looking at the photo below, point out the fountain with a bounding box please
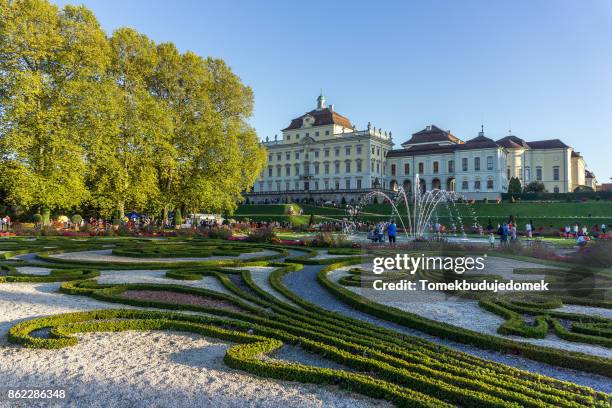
[347,173,482,242]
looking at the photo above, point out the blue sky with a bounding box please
[53,0,612,181]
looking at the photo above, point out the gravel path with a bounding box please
[283,263,612,393]
[48,249,280,263]
[332,263,612,359]
[0,281,389,408]
[229,266,299,307]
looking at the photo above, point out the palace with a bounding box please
[248,93,594,203]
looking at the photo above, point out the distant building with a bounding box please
[247,93,594,203]
[585,170,598,190]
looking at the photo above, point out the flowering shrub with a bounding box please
[246,226,276,243]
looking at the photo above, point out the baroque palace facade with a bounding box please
[248,94,592,203]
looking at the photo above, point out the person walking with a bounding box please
[387,220,397,246]
[525,221,532,238]
[488,232,495,248]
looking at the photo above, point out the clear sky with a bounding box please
[52,0,612,181]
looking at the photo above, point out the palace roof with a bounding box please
[282,108,354,131]
[496,135,529,148]
[400,125,463,147]
[527,139,569,149]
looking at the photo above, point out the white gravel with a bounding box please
[230,266,299,307]
[15,266,52,276]
[308,250,353,260]
[331,260,612,359]
[48,249,280,263]
[0,281,388,408]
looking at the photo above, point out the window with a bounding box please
[276,166,281,177]
[345,147,351,155]
[324,163,330,174]
[314,150,319,158]
[268,166,272,177]
[296,133,300,139]
[324,149,329,157]
[474,157,480,171]
[294,164,300,176]
[335,148,340,157]
[314,163,320,175]
[345,179,350,189]
[377,147,380,155]
[404,163,410,175]
[345,161,351,172]
[553,186,559,193]
[305,133,309,137]
[536,166,542,181]
[448,160,454,173]
[356,179,362,189]
[517,167,522,180]
[391,164,396,176]
[295,152,299,160]
[418,162,424,173]
[335,180,340,190]
[285,182,289,191]
[487,179,494,189]
[325,130,330,135]
[433,161,439,173]
[462,180,468,190]
[286,135,291,141]
[285,165,290,176]
[259,182,264,191]
[276,181,280,191]
[474,180,481,190]
[507,168,511,179]
[462,158,468,171]
[315,131,319,137]
[335,162,340,173]
[525,166,530,181]
[356,146,362,154]
[486,156,493,171]
[356,160,362,172]
[268,155,272,162]
[371,147,375,154]
[294,181,299,190]
[553,166,560,181]
[276,153,281,161]
[286,152,290,160]
[324,180,329,189]
[376,163,380,172]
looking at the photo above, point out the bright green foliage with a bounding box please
[174,208,183,226]
[0,0,266,217]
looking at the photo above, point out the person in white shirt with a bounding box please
[525,222,532,238]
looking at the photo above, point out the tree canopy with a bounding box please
[0,0,266,218]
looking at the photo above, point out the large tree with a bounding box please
[0,0,109,212]
[0,0,266,219]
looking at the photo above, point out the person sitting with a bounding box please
[576,234,587,249]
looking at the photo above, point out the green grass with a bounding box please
[234,202,612,228]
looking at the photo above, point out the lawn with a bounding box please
[234,201,612,229]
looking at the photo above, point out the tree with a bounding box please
[0,0,109,212]
[524,181,546,193]
[1,0,266,220]
[508,177,522,194]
